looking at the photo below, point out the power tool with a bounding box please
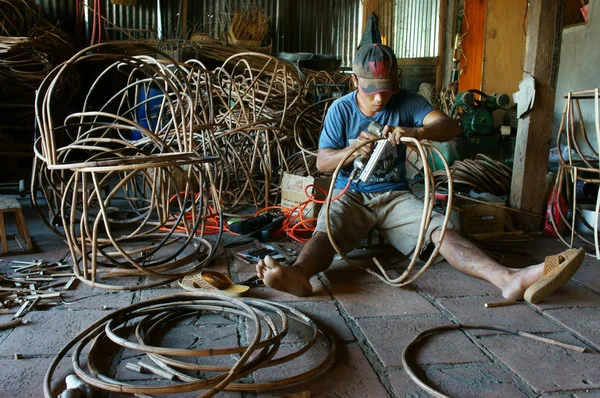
[351,121,391,183]
[228,213,285,237]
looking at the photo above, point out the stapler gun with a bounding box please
[351,121,391,183]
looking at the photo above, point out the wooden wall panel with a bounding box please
[482,0,527,123]
[458,0,487,92]
[362,0,395,46]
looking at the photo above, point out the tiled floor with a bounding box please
[1,198,599,397]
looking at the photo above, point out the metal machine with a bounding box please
[450,90,510,136]
[428,89,513,171]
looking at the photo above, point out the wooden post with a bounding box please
[458,0,487,92]
[436,0,448,91]
[509,0,564,231]
[361,0,394,46]
[182,0,187,41]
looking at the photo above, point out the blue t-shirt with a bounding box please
[319,89,435,192]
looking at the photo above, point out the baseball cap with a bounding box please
[353,43,399,94]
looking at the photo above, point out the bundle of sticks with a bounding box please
[431,81,458,116]
[0,0,74,102]
[228,8,270,44]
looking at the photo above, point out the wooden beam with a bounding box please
[482,0,527,126]
[182,0,187,41]
[458,0,487,92]
[397,57,438,66]
[509,0,564,231]
[436,0,448,91]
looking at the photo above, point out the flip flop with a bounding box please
[524,248,585,304]
[178,271,250,296]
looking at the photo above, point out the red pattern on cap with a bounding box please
[368,61,390,78]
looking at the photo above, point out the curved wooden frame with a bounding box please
[549,89,600,258]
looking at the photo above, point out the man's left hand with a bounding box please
[383,125,422,146]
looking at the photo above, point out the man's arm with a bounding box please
[384,109,460,146]
[316,132,376,174]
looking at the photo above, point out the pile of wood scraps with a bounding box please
[0,259,77,330]
[467,231,539,263]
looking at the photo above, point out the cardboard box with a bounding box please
[459,204,505,235]
[280,173,333,219]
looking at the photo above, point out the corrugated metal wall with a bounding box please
[33,0,439,65]
[34,0,362,66]
[394,0,440,58]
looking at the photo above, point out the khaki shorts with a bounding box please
[314,189,452,257]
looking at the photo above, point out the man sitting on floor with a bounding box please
[256,43,584,303]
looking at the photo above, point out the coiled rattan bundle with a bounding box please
[44,294,336,397]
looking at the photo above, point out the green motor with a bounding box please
[452,90,510,136]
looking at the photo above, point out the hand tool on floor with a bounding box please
[227,213,287,243]
[266,242,296,265]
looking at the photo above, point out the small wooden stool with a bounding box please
[0,197,33,255]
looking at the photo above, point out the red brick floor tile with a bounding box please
[332,284,439,318]
[413,263,500,298]
[478,332,600,393]
[256,343,390,397]
[0,309,106,356]
[529,281,600,310]
[358,317,489,367]
[0,355,81,398]
[574,392,600,398]
[386,370,429,397]
[539,395,578,398]
[389,363,530,398]
[438,297,563,336]
[545,307,600,350]
[574,260,600,293]
[286,301,355,342]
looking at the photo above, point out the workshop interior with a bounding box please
[0,0,599,397]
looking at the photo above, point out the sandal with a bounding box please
[524,248,585,304]
[178,271,249,296]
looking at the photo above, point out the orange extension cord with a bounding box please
[160,178,352,244]
[249,177,352,243]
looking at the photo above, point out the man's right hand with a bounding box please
[356,131,377,158]
[316,132,378,173]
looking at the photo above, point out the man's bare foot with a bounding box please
[501,262,544,300]
[256,255,313,297]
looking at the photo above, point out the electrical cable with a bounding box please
[238,177,353,244]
